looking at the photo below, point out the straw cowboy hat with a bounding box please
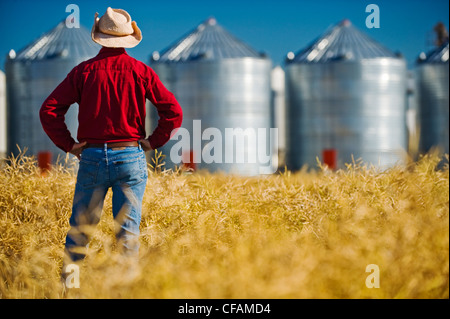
[91,7,142,48]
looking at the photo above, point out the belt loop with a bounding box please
[104,143,108,164]
[138,140,142,150]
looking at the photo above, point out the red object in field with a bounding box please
[38,151,52,175]
[322,149,337,170]
[182,151,196,171]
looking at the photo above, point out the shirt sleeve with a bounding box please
[145,68,183,150]
[39,67,80,153]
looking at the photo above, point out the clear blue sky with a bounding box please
[0,0,448,70]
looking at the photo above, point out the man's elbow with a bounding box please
[167,105,183,139]
[39,103,48,125]
[175,107,183,129]
[170,103,183,129]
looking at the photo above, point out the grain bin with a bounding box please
[5,20,99,159]
[150,18,273,175]
[271,66,286,169]
[416,40,449,155]
[0,70,6,158]
[285,20,408,171]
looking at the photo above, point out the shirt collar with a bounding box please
[97,47,127,57]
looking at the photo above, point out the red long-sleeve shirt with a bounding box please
[40,47,182,152]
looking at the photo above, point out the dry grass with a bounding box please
[0,150,448,299]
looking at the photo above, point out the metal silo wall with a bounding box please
[5,60,29,156]
[286,58,407,170]
[271,66,286,169]
[6,58,81,159]
[0,70,6,158]
[151,58,272,175]
[416,63,449,155]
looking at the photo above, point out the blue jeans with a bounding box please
[65,143,148,262]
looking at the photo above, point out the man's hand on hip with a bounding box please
[139,139,152,152]
[70,141,87,160]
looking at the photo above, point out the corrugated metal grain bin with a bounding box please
[5,21,99,159]
[0,70,6,158]
[271,66,286,169]
[416,40,449,155]
[285,20,408,170]
[149,18,273,175]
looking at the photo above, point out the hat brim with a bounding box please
[91,19,142,48]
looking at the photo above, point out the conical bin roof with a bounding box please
[287,19,399,64]
[154,17,264,63]
[418,40,449,64]
[11,20,99,62]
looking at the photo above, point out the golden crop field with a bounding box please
[0,151,448,299]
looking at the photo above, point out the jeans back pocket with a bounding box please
[113,154,147,186]
[77,158,100,188]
